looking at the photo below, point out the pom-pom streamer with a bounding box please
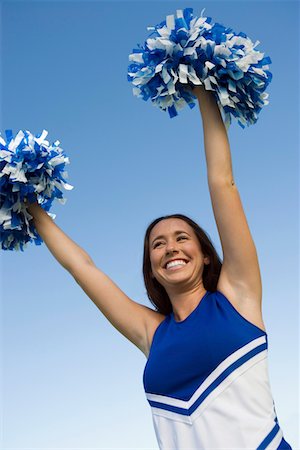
[0,129,73,251]
[128,8,272,128]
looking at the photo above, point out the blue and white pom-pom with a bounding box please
[128,7,272,128]
[0,129,73,251]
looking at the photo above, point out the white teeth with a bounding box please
[166,259,187,269]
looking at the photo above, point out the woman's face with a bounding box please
[149,218,210,292]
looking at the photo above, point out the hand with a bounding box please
[184,84,203,94]
[192,85,206,96]
[24,193,38,211]
[184,84,207,100]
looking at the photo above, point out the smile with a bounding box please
[165,259,189,270]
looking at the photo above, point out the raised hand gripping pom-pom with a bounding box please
[0,129,73,251]
[128,7,272,128]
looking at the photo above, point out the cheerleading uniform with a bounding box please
[143,290,292,449]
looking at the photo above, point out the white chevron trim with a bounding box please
[146,335,267,412]
[151,406,193,424]
[191,350,268,423]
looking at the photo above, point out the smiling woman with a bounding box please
[21,73,293,450]
[2,1,297,448]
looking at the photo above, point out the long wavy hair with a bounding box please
[143,214,223,315]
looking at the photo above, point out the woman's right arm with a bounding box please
[27,202,165,357]
[27,201,92,271]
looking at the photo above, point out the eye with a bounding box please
[178,235,188,241]
[153,241,163,249]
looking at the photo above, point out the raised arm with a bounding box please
[26,202,165,356]
[194,86,263,315]
[195,85,234,185]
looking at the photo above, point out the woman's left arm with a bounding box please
[195,86,262,300]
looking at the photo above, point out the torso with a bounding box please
[144,282,266,358]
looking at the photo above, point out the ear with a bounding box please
[204,256,210,265]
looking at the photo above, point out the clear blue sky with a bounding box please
[1,1,299,449]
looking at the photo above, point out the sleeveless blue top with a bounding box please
[143,290,292,449]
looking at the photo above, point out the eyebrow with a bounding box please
[151,230,191,246]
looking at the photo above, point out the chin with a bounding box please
[164,274,191,286]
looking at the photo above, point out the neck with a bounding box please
[167,281,207,322]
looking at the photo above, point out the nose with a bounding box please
[165,240,179,255]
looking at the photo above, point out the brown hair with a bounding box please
[143,213,222,315]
